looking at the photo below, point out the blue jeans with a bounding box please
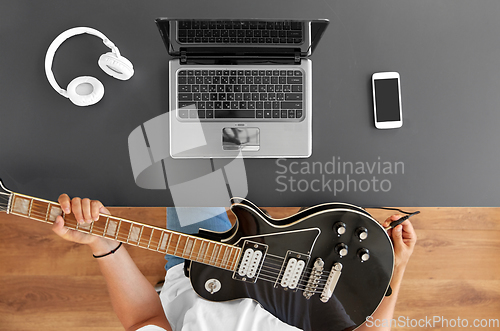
[164,207,232,271]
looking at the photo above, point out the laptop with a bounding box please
[155,18,329,158]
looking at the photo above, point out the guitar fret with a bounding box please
[226,246,234,269]
[221,245,228,267]
[156,231,164,252]
[29,200,50,222]
[197,241,207,263]
[188,238,194,258]
[166,231,174,253]
[137,225,149,247]
[191,238,197,257]
[182,238,189,257]
[138,226,144,246]
[126,221,133,243]
[234,248,241,270]
[230,247,241,271]
[89,220,94,234]
[228,248,235,270]
[227,247,233,269]
[48,204,62,223]
[184,238,194,258]
[131,224,140,244]
[158,231,169,252]
[209,243,216,265]
[125,222,138,245]
[28,198,33,217]
[211,244,219,265]
[221,246,230,268]
[191,238,203,259]
[217,244,225,268]
[44,203,51,222]
[174,234,182,256]
[115,220,122,240]
[206,242,213,264]
[147,228,154,248]
[103,217,110,238]
[218,246,225,267]
[226,247,235,270]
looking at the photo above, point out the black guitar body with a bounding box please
[186,198,394,331]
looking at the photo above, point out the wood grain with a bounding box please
[1,206,499,331]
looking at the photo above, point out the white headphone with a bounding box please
[44,27,134,106]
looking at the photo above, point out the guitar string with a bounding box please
[1,202,333,289]
[0,203,330,294]
[259,266,326,289]
[257,274,326,294]
[28,210,246,269]
[1,199,332,290]
[259,260,329,284]
[2,198,333,282]
[259,259,329,285]
[11,215,330,293]
[6,205,281,274]
[4,220,328,293]
[257,269,327,292]
[20,209,250,272]
[12,203,331,279]
[261,255,330,281]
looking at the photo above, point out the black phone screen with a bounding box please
[374,78,401,122]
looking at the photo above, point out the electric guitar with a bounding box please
[0,180,394,331]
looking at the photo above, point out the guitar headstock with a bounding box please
[0,179,13,213]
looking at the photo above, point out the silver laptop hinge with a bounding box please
[294,52,301,64]
[181,51,187,64]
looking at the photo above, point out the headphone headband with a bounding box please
[44,27,121,98]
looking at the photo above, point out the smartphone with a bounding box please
[372,72,403,129]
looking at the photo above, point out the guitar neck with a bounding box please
[7,192,241,271]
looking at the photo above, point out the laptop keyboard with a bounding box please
[177,69,304,121]
[177,20,303,44]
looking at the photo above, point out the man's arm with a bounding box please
[52,194,172,331]
[355,215,417,331]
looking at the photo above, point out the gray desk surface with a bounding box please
[1,0,499,208]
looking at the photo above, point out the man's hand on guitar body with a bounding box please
[356,214,417,331]
[382,214,417,270]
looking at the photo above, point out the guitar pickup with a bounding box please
[277,250,309,291]
[233,240,268,283]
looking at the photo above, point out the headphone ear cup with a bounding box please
[98,52,134,80]
[66,76,104,106]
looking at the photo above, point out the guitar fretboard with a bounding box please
[9,193,241,271]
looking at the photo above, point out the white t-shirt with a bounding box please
[137,264,301,331]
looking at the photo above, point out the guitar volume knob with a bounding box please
[356,227,368,241]
[333,222,346,236]
[335,243,348,257]
[357,248,370,262]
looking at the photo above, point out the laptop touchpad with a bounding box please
[222,127,260,151]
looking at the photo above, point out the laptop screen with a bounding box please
[155,18,329,59]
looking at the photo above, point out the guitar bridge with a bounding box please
[233,240,268,283]
[303,258,324,299]
[320,262,343,303]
